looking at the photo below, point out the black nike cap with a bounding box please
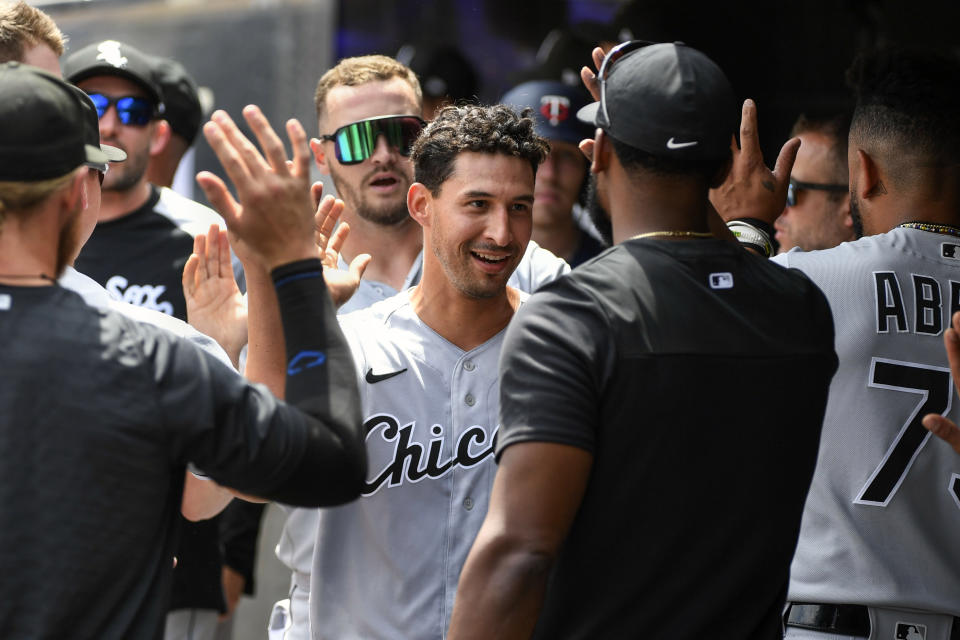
[0,62,111,181]
[577,42,737,162]
[63,39,164,108]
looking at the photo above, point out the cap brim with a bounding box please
[577,102,600,126]
[100,143,126,162]
[84,143,109,165]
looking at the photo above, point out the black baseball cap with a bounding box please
[0,62,110,181]
[63,39,164,108]
[151,55,202,144]
[500,80,592,146]
[577,42,737,162]
[66,83,127,166]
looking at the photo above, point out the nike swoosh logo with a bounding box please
[365,367,407,384]
[666,137,699,149]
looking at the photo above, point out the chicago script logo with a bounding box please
[361,413,497,496]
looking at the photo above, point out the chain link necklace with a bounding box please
[897,222,960,238]
[630,230,714,240]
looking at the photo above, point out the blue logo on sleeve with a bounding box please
[287,350,327,375]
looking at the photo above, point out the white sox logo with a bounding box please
[539,95,570,126]
[106,275,174,315]
[96,40,128,68]
[362,413,497,496]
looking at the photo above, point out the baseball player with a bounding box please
[500,79,605,266]
[264,54,569,640]
[448,42,837,639]
[241,103,549,639]
[0,63,365,640]
[774,48,960,639]
[63,40,232,319]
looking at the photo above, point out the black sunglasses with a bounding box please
[787,178,848,207]
[596,40,656,130]
[87,93,157,126]
[320,114,426,165]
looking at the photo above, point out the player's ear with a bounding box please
[407,182,431,229]
[310,137,330,174]
[839,192,853,229]
[591,129,610,174]
[149,119,172,157]
[61,167,87,217]
[855,149,883,200]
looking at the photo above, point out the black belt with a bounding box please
[786,603,960,639]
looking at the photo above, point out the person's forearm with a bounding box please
[449,531,553,640]
[264,258,365,506]
[243,262,287,397]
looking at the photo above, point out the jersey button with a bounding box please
[464,393,475,406]
[463,497,474,510]
[463,360,476,371]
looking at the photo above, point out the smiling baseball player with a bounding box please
[241,103,549,639]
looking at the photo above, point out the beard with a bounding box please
[585,174,613,246]
[101,139,149,193]
[850,191,865,239]
[328,163,411,227]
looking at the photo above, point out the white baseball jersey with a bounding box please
[309,288,524,639]
[59,266,233,368]
[273,240,570,589]
[774,227,960,614]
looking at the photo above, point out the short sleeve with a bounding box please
[496,279,613,458]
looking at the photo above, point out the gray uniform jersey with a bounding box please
[775,227,960,614]
[309,289,524,639]
[274,240,570,587]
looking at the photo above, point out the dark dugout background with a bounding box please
[44,0,960,205]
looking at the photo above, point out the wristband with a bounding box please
[730,217,779,255]
[727,220,774,258]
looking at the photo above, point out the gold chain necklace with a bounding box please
[630,230,714,240]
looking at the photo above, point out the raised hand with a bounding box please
[923,311,960,454]
[709,99,800,224]
[196,106,317,270]
[183,224,248,368]
[310,182,370,308]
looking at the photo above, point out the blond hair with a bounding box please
[0,168,81,227]
[0,1,65,62]
[314,54,422,123]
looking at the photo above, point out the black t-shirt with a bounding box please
[75,186,197,321]
[0,268,363,639]
[497,238,838,639]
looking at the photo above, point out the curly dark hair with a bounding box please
[411,104,549,195]
[847,46,960,166]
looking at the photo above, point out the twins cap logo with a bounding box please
[895,622,926,639]
[96,40,128,69]
[539,95,570,126]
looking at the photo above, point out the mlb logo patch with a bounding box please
[0,293,10,311]
[895,622,926,639]
[941,243,960,259]
[709,272,734,290]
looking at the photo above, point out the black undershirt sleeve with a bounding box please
[264,258,366,505]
